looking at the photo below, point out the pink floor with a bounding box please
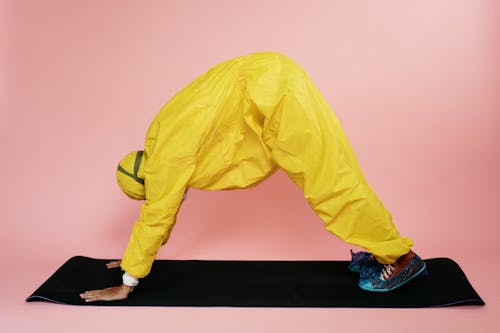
[2,0,499,332]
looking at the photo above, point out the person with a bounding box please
[80,52,426,302]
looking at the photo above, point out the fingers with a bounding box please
[79,285,130,302]
[80,288,113,302]
[106,260,122,269]
[80,289,104,302]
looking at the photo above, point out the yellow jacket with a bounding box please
[121,53,288,277]
[120,52,413,278]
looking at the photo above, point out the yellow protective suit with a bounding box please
[119,52,413,278]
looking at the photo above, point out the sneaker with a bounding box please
[358,251,427,292]
[348,250,376,273]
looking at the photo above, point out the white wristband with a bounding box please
[122,272,139,287]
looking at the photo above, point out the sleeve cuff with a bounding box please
[122,272,139,287]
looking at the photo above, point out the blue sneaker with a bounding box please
[359,251,427,292]
[348,250,376,273]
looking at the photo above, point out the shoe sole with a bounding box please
[359,261,428,293]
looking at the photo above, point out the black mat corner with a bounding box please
[26,256,485,308]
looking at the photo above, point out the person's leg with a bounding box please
[242,52,426,291]
[258,56,412,263]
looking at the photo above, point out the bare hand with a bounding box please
[106,260,122,269]
[80,284,132,302]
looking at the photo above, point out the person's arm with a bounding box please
[103,193,187,268]
[120,184,190,278]
[121,119,196,278]
[80,61,217,301]
[80,119,198,302]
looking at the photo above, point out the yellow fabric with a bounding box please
[116,151,145,200]
[120,52,413,278]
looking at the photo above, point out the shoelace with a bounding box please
[380,263,396,281]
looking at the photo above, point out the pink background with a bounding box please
[2,0,499,331]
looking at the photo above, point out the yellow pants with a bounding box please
[239,53,413,263]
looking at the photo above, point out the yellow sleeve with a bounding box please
[120,119,198,278]
[119,56,233,278]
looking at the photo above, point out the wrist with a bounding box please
[121,284,134,291]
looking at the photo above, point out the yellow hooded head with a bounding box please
[116,150,145,200]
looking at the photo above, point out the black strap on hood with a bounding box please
[117,151,145,185]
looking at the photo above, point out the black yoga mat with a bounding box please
[26,256,484,308]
